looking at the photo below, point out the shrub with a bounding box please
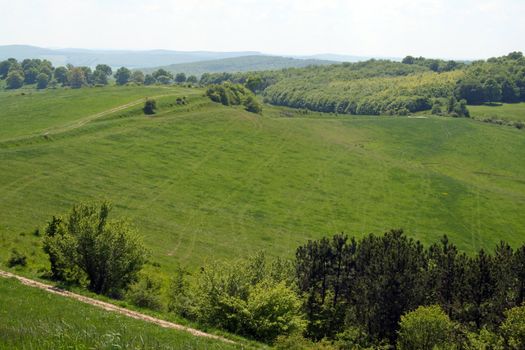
[500,305,525,349]
[7,248,27,267]
[127,274,163,311]
[397,305,456,350]
[42,202,147,296]
[143,99,157,115]
[192,252,300,342]
[246,281,305,342]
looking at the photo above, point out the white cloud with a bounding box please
[0,0,523,58]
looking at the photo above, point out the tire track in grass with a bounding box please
[0,270,236,344]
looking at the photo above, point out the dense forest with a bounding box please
[200,52,525,116]
[16,202,525,349]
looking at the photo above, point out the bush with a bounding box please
[500,305,525,349]
[397,305,456,350]
[143,99,157,115]
[127,274,163,311]
[7,248,27,267]
[42,202,147,296]
[191,252,300,342]
[167,267,195,318]
[246,281,305,342]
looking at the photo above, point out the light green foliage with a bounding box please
[206,82,262,113]
[0,278,241,349]
[42,202,147,296]
[465,328,503,350]
[246,281,305,342]
[500,305,525,349]
[189,253,303,342]
[397,305,456,350]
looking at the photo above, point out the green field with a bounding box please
[0,277,241,350]
[469,102,525,123]
[1,86,525,276]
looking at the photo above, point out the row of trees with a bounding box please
[0,58,198,90]
[295,230,525,346]
[32,203,525,347]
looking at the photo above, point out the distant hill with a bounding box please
[0,45,260,68]
[297,53,401,62]
[141,55,335,76]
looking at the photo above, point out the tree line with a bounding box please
[197,52,525,117]
[0,58,198,89]
[5,202,521,348]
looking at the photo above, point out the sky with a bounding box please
[1,0,524,59]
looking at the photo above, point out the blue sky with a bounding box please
[1,0,524,59]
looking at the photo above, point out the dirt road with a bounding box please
[0,270,235,344]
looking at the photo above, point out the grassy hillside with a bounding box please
[0,277,241,349]
[469,102,525,123]
[0,85,198,141]
[1,86,524,276]
[141,55,334,76]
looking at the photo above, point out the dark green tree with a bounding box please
[175,72,186,83]
[54,66,69,85]
[36,73,50,89]
[114,67,131,85]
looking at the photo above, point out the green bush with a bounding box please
[42,202,147,297]
[190,252,300,342]
[143,99,157,115]
[500,305,525,349]
[127,274,163,311]
[7,248,27,267]
[397,305,456,350]
[206,82,263,113]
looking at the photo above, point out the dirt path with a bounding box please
[0,92,182,145]
[0,270,235,345]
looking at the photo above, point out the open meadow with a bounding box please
[469,102,525,123]
[1,86,524,276]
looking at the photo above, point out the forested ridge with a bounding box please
[200,52,525,116]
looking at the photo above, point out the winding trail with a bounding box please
[0,92,182,145]
[0,270,235,345]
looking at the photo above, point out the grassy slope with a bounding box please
[0,87,524,275]
[469,102,525,122]
[0,85,195,140]
[0,277,241,350]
